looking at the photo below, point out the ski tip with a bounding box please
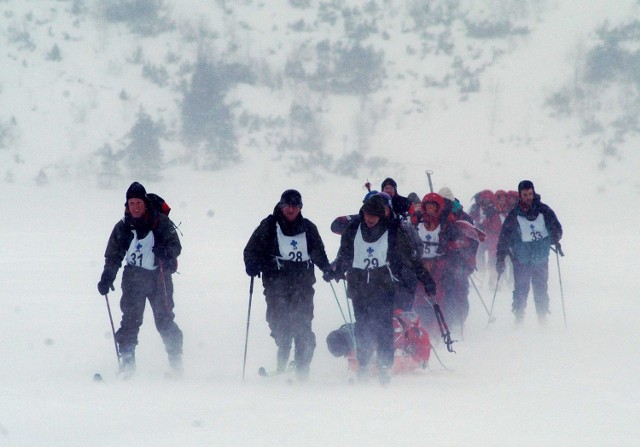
[258,367,267,377]
[93,373,104,382]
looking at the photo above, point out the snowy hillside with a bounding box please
[1,1,640,446]
[1,0,639,192]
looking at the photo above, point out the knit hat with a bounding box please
[361,195,386,218]
[280,189,303,208]
[362,190,380,203]
[380,177,397,192]
[438,187,455,202]
[407,192,421,205]
[377,192,393,209]
[126,182,148,201]
[518,180,535,193]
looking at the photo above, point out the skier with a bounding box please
[380,177,411,217]
[412,192,458,336]
[437,187,479,331]
[243,189,332,381]
[471,190,502,284]
[97,182,183,377]
[496,180,563,324]
[332,195,436,385]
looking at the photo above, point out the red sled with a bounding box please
[326,311,431,375]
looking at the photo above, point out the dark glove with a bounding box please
[496,259,505,275]
[97,271,115,296]
[245,261,261,277]
[322,269,335,282]
[152,245,170,260]
[553,241,564,257]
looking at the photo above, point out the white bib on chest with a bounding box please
[276,223,310,262]
[126,230,157,270]
[418,224,442,259]
[352,227,389,270]
[517,214,549,242]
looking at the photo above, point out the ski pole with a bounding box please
[551,244,567,328]
[419,293,456,353]
[469,275,494,321]
[425,170,434,193]
[329,281,349,325]
[242,276,255,381]
[330,281,356,348]
[487,272,501,326]
[343,281,356,346]
[343,281,354,326]
[159,260,172,316]
[104,294,120,367]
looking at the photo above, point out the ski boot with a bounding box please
[118,351,136,380]
[378,365,391,387]
[168,353,184,379]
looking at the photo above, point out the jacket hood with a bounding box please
[421,193,445,219]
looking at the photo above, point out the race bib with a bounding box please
[517,214,549,242]
[126,230,157,270]
[276,223,310,262]
[418,224,442,259]
[352,227,389,270]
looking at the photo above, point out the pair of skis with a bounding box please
[258,361,295,378]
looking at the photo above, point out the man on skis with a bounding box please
[243,189,333,382]
[332,195,436,385]
[97,182,183,377]
[496,180,563,324]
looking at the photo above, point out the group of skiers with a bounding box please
[97,178,562,385]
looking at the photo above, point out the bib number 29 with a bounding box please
[363,258,379,269]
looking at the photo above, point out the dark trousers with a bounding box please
[115,265,183,356]
[351,288,395,369]
[512,260,549,317]
[264,283,316,369]
[443,264,471,327]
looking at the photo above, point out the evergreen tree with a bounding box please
[125,108,164,181]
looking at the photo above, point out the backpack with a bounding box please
[147,192,179,273]
[147,193,171,216]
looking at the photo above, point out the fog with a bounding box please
[1,1,639,446]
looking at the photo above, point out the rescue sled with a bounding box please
[326,310,431,374]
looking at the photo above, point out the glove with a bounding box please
[245,261,261,277]
[152,245,170,260]
[322,269,335,282]
[496,259,505,275]
[97,272,115,296]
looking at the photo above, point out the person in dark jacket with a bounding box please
[243,189,332,381]
[381,177,411,217]
[97,182,183,377]
[496,180,563,324]
[438,187,479,332]
[333,195,436,385]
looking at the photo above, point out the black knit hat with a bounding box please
[517,180,535,193]
[126,182,148,201]
[381,177,397,192]
[280,189,303,208]
[361,195,386,218]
